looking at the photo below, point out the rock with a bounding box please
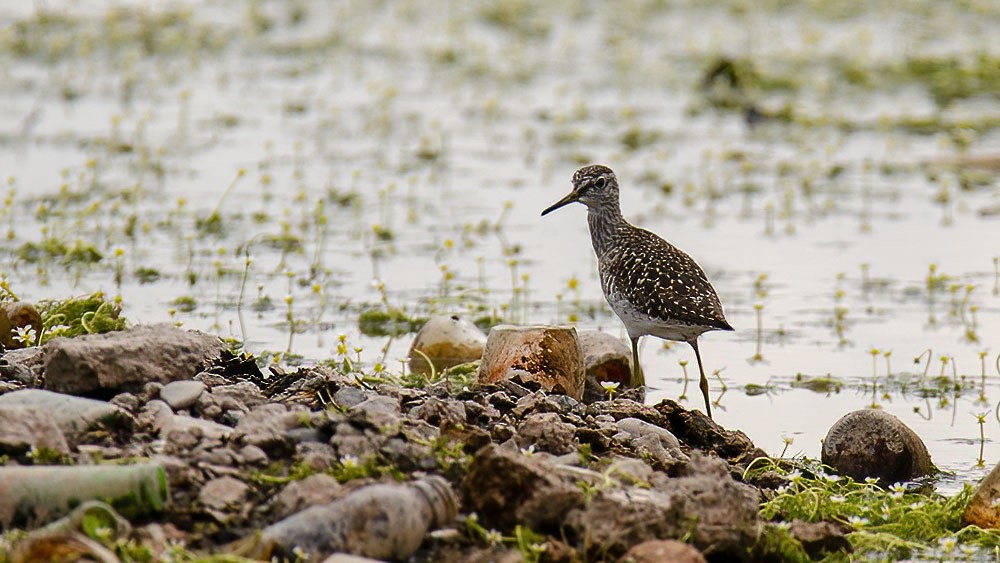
[43,324,226,395]
[212,381,267,409]
[322,555,384,563]
[566,454,759,560]
[615,417,689,467]
[0,405,70,456]
[962,459,1000,528]
[273,474,345,519]
[233,403,296,455]
[821,409,934,485]
[477,325,585,401]
[163,413,234,440]
[578,331,633,403]
[239,444,269,466]
[651,399,767,466]
[160,380,205,410]
[412,397,466,428]
[517,413,577,455]
[788,520,853,558]
[619,540,706,563]
[462,443,584,531]
[0,389,132,444]
[0,346,43,385]
[350,396,401,430]
[408,315,487,374]
[198,476,249,511]
[0,302,42,349]
[334,387,369,409]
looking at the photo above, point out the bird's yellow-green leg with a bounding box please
[630,336,645,388]
[690,339,713,419]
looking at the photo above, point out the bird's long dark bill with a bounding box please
[541,191,579,216]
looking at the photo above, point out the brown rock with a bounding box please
[962,459,1000,528]
[821,409,934,485]
[516,412,576,455]
[788,520,853,558]
[619,540,706,563]
[0,302,42,349]
[43,324,226,395]
[198,476,249,511]
[461,443,584,531]
[408,315,486,374]
[477,325,584,401]
[578,330,632,403]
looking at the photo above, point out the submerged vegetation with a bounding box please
[749,458,1000,561]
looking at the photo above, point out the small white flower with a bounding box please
[829,494,846,503]
[485,530,504,546]
[11,325,36,346]
[340,454,359,468]
[600,381,620,391]
[847,516,869,526]
[520,444,536,456]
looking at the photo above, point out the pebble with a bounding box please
[160,380,206,410]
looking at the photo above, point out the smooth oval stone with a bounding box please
[160,380,206,410]
[821,409,934,485]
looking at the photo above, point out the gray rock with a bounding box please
[821,409,934,485]
[0,404,70,455]
[349,396,401,430]
[163,413,234,440]
[198,476,249,510]
[412,397,466,427]
[0,346,43,385]
[333,386,369,409]
[615,417,689,466]
[160,380,205,410]
[110,392,142,412]
[212,381,266,410]
[0,389,132,444]
[233,403,296,454]
[517,412,577,455]
[273,473,345,518]
[42,324,226,395]
[239,444,269,465]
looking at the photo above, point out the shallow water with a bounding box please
[1,0,999,492]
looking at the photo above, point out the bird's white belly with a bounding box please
[606,294,704,342]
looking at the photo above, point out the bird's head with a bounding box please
[541,164,618,216]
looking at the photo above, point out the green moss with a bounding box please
[36,291,126,343]
[170,295,197,312]
[358,308,427,337]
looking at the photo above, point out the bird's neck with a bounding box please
[587,203,626,257]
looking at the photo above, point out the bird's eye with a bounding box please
[594,177,607,189]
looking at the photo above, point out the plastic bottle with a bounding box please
[255,475,457,561]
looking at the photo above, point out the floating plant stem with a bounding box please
[751,303,764,362]
[869,348,880,408]
[914,349,932,386]
[236,253,252,345]
[679,359,689,401]
[975,412,987,467]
